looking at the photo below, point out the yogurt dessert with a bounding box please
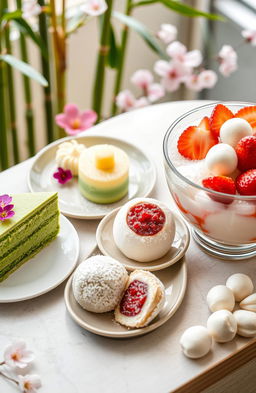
[165,103,256,246]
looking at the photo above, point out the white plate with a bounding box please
[28,135,156,220]
[0,215,79,303]
[96,208,190,271]
[64,247,187,338]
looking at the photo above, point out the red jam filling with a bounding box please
[120,280,148,317]
[126,202,166,236]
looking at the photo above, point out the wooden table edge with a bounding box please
[171,338,256,393]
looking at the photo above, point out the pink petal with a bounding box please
[161,75,181,92]
[147,83,165,102]
[64,127,82,136]
[166,41,187,59]
[130,69,154,89]
[154,60,171,77]
[80,110,97,128]
[184,50,202,67]
[64,103,80,120]
[55,114,69,129]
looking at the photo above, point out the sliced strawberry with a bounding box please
[177,116,218,160]
[202,176,236,204]
[210,104,234,137]
[235,135,256,171]
[236,169,256,196]
[235,106,256,133]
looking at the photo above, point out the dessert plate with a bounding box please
[96,208,190,271]
[28,135,156,219]
[64,247,187,338]
[0,215,79,303]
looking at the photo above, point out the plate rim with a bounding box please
[27,134,157,220]
[96,207,190,271]
[64,257,187,338]
[0,214,80,303]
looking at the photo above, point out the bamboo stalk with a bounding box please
[16,0,36,157]
[0,3,9,170]
[4,1,20,164]
[111,0,132,116]
[38,0,55,143]
[92,0,114,122]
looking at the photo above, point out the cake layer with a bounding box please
[0,214,59,281]
[0,198,58,259]
[79,178,128,204]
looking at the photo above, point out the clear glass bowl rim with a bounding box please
[163,101,256,201]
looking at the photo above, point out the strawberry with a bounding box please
[202,176,236,204]
[235,106,256,133]
[235,135,256,171]
[236,169,256,196]
[177,116,218,160]
[210,104,233,137]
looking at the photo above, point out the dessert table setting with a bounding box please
[0,100,256,393]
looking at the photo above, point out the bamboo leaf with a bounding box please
[0,54,48,86]
[113,11,167,58]
[0,9,22,23]
[107,24,120,69]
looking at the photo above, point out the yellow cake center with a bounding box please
[95,147,115,170]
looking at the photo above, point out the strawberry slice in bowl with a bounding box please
[177,116,218,160]
[202,176,236,204]
[236,169,256,196]
[235,106,256,133]
[210,104,234,138]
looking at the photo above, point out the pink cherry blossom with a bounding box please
[130,69,153,90]
[134,97,149,108]
[55,104,97,136]
[166,41,202,68]
[80,0,107,16]
[147,83,165,102]
[18,374,41,393]
[154,60,191,92]
[116,90,136,111]
[4,341,34,369]
[184,74,203,91]
[22,0,41,19]
[157,24,177,44]
[198,70,218,89]
[218,45,238,77]
[242,29,256,46]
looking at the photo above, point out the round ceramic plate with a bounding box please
[0,215,79,303]
[96,208,190,271]
[64,248,187,338]
[28,135,156,219]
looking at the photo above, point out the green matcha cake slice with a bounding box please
[0,192,60,282]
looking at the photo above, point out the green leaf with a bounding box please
[113,11,167,58]
[0,54,48,87]
[107,24,120,69]
[0,10,22,23]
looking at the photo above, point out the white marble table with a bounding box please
[0,101,255,393]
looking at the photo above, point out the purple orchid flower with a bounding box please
[0,194,12,208]
[53,167,73,185]
[0,205,15,221]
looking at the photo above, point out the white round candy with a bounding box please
[233,310,256,337]
[205,143,238,176]
[207,285,235,312]
[226,273,254,302]
[207,310,237,343]
[220,118,253,148]
[239,293,256,312]
[180,326,212,359]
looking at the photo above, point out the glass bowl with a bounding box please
[163,102,256,260]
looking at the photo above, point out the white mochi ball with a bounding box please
[207,310,237,343]
[207,285,235,312]
[226,273,254,302]
[220,118,253,148]
[233,310,256,337]
[205,143,238,176]
[180,326,212,359]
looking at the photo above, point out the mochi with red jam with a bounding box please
[113,198,176,262]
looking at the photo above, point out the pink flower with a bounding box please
[184,74,203,91]
[154,60,190,92]
[53,167,73,184]
[116,90,136,111]
[242,29,256,46]
[0,205,15,221]
[134,97,149,108]
[147,83,165,102]
[80,0,107,16]
[0,194,12,208]
[198,70,218,89]
[55,104,97,136]
[218,45,238,77]
[157,24,177,44]
[18,374,41,393]
[166,41,202,68]
[22,0,41,19]
[4,341,34,369]
[130,69,153,90]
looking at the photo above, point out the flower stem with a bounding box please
[0,3,9,170]
[0,371,19,386]
[38,0,55,143]
[4,5,20,164]
[92,0,114,122]
[111,0,133,116]
[16,0,36,157]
